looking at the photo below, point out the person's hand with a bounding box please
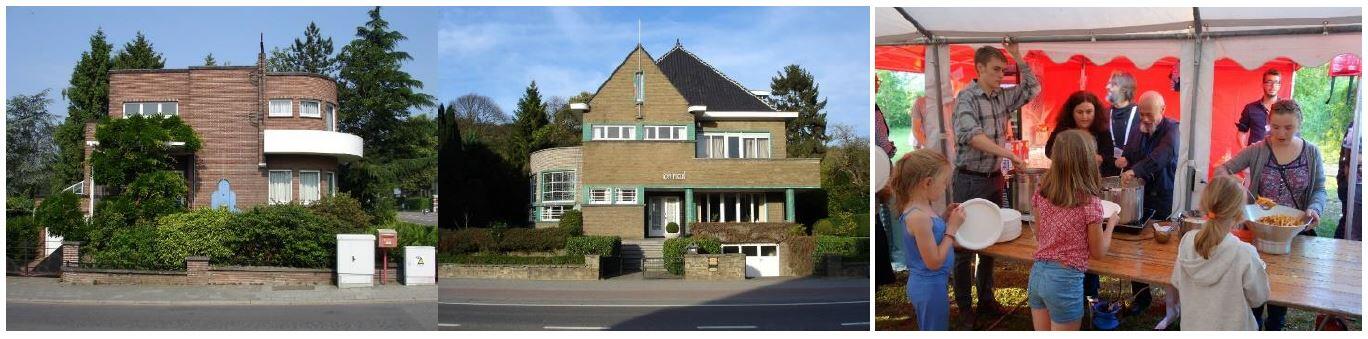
[1104,213,1119,231]
[1003,38,1022,60]
[946,205,966,233]
[1009,154,1027,170]
[942,203,960,220]
[1121,170,1136,184]
[1115,157,1129,169]
[1305,209,1321,232]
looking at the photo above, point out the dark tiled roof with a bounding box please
[656,45,776,112]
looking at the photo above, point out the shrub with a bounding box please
[566,236,620,257]
[786,224,808,237]
[34,190,85,241]
[440,228,496,254]
[309,194,372,234]
[496,227,567,253]
[368,221,437,247]
[437,254,584,265]
[813,212,862,237]
[665,222,679,234]
[153,208,237,268]
[663,236,722,275]
[229,204,340,268]
[813,235,864,260]
[558,209,583,236]
[7,215,41,266]
[90,225,173,270]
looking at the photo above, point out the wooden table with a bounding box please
[978,224,1362,317]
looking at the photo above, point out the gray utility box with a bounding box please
[336,234,376,288]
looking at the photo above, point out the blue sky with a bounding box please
[6,6,438,118]
[438,7,870,135]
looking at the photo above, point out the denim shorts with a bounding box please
[1027,260,1086,324]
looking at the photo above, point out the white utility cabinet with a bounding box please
[403,246,436,285]
[336,234,376,288]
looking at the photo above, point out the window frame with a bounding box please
[588,188,611,204]
[540,205,570,222]
[614,187,639,204]
[123,101,178,117]
[644,125,687,141]
[267,170,293,204]
[592,125,636,141]
[268,99,293,117]
[696,132,771,159]
[299,100,321,118]
[298,170,321,204]
[540,170,576,203]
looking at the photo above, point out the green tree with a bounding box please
[289,22,337,76]
[510,81,551,171]
[875,70,916,129]
[336,6,436,219]
[546,91,593,147]
[266,47,295,72]
[1294,64,1357,164]
[7,90,59,198]
[203,53,218,66]
[437,103,464,228]
[53,29,114,190]
[771,64,829,158]
[111,32,165,70]
[449,93,509,139]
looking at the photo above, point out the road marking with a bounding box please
[697,325,757,330]
[543,326,609,330]
[438,323,462,327]
[841,322,869,326]
[439,300,869,308]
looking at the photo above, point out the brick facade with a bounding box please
[100,66,351,210]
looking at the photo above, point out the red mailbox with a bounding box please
[377,229,398,248]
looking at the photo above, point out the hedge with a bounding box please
[440,228,494,254]
[437,254,584,266]
[153,208,237,268]
[6,215,40,267]
[813,235,866,260]
[495,227,567,253]
[558,209,583,236]
[309,194,372,233]
[229,204,341,268]
[662,236,722,275]
[566,236,620,257]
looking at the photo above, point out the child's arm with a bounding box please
[1087,206,1119,259]
[1243,247,1271,308]
[905,210,956,271]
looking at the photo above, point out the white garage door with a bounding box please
[722,244,780,277]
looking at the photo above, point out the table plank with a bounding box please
[977,223,1362,317]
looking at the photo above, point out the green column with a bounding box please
[785,188,795,222]
[684,188,695,232]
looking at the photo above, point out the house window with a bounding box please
[300,100,321,118]
[325,172,336,196]
[541,205,570,222]
[592,125,635,141]
[644,126,687,141]
[698,193,767,223]
[268,170,292,204]
[634,71,645,104]
[325,103,336,131]
[269,99,293,117]
[614,188,638,204]
[696,133,771,159]
[589,188,610,204]
[123,102,178,117]
[299,171,321,204]
[540,170,575,203]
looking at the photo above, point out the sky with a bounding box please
[438,7,871,136]
[5,6,439,118]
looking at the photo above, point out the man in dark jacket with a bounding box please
[1117,91,1180,316]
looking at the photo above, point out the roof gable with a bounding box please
[656,45,776,112]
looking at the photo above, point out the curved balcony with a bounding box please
[263,130,364,162]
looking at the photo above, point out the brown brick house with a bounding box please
[529,43,820,277]
[80,48,362,214]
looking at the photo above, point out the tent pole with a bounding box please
[1178,7,1206,217]
[895,7,955,202]
[1348,84,1362,240]
[876,24,1361,46]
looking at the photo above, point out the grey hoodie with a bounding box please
[1170,231,1271,331]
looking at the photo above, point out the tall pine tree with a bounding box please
[290,22,337,76]
[770,64,829,158]
[509,81,549,171]
[203,53,218,66]
[111,32,165,70]
[437,103,464,228]
[53,29,114,189]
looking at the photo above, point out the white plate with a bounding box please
[955,198,1004,250]
[1100,200,1121,219]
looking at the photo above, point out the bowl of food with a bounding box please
[1243,204,1312,254]
[1153,221,1176,244]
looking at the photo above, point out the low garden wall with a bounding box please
[437,255,601,280]
[62,255,402,286]
[683,253,745,281]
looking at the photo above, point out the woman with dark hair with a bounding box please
[1046,90,1120,176]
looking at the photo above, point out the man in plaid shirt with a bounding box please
[951,40,1038,321]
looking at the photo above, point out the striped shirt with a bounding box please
[952,61,1041,173]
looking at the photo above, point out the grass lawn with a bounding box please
[876,260,1361,331]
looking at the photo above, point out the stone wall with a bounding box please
[437,255,601,280]
[684,253,745,280]
[60,255,402,286]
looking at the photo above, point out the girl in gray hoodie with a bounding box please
[1170,175,1271,331]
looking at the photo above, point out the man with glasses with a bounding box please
[1237,69,1283,146]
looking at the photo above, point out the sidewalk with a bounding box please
[439,276,870,305]
[7,277,436,306]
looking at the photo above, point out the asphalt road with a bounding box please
[7,301,436,330]
[439,300,870,330]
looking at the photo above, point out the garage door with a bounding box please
[722,244,780,277]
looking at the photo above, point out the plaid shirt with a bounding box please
[953,61,1040,173]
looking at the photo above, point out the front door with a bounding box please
[648,196,681,238]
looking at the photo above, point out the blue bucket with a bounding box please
[1092,301,1121,330]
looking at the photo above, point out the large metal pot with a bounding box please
[1178,210,1207,237]
[1101,176,1146,225]
[1012,168,1047,215]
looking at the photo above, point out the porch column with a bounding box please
[785,188,795,222]
[684,188,695,227]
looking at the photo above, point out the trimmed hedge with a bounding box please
[7,215,40,267]
[440,228,496,254]
[558,209,583,236]
[309,194,372,233]
[438,254,584,265]
[662,236,722,275]
[495,227,567,253]
[230,204,341,268]
[813,235,866,260]
[566,236,620,257]
[153,208,237,268]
